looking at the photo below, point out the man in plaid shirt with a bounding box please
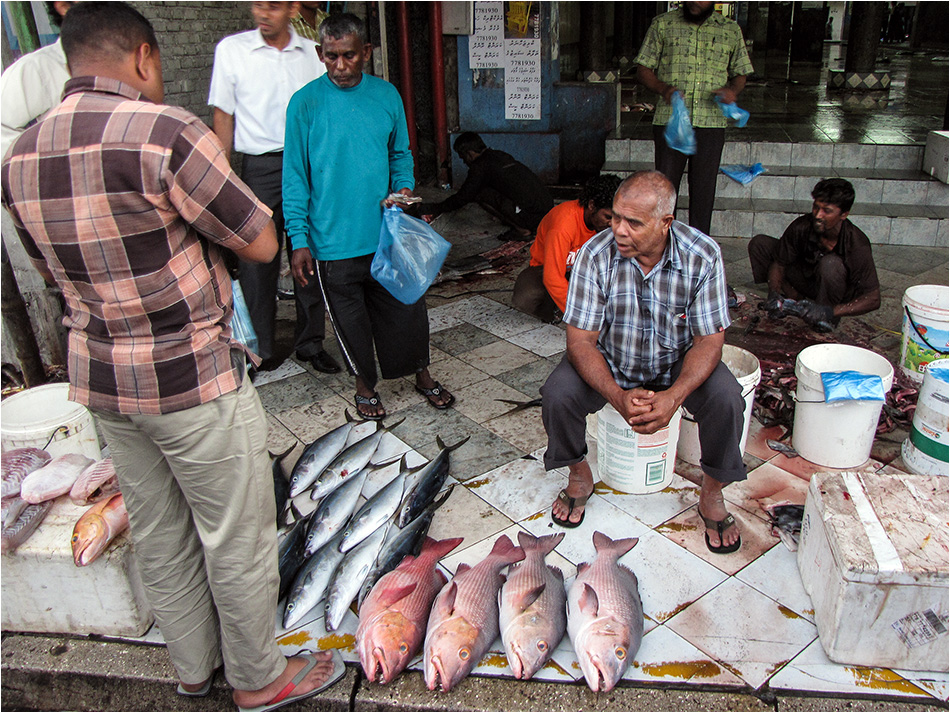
[2,3,341,709]
[540,172,747,554]
[636,2,753,237]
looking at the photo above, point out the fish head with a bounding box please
[506,629,555,680]
[359,611,419,684]
[424,618,480,692]
[71,514,107,567]
[575,621,632,693]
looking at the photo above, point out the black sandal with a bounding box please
[698,509,741,554]
[354,392,386,421]
[415,381,455,410]
[551,488,591,528]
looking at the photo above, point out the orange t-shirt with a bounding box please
[528,200,595,311]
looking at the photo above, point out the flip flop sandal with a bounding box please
[415,381,455,410]
[354,392,386,421]
[551,488,591,528]
[238,649,346,712]
[698,509,741,554]
[177,676,213,697]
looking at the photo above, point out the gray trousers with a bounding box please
[748,233,849,306]
[92,375,285,690]
[240,152,326,361]
[540,354,747,484]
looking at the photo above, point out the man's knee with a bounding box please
[748,234,778,284]
[817,252,846,282]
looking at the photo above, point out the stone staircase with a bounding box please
[604,139,949,248]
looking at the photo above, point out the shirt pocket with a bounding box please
[654,303,692,352]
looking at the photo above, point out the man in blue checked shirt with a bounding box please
[540,171,746,554]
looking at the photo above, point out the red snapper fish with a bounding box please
[566,531,643,692]
[21,453,94,504]
[356,536,464,684]
[423,534,524,692]
[2,447,51,498]
[71,492,129,566]
[69,457,120,506]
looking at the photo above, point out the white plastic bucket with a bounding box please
[792,344,894,468]
[677,345,761,466]
[901,359,949,476]
[1,383,101,460]
[596,403,681,494]
[900,285,949,384]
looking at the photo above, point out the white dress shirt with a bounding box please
[208,28,325,155]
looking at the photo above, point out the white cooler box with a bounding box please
[1,497,153,637]
[798,472,948,672]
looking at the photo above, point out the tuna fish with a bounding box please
[566,531,643,693]
[69,457,120,506]
[396,436,468,527]
[423,534,525,692]
[20,453,94,504]
[324,523,390,632]
[309,419,404,502]
[271,444,295,519]
[278,517,309,600]
[357,536,464,684]
[283,531,347,631]
[1,447,51,498]
[1,500,52,554]
[70,493,129,566]
[288,411,361,498]
[303,466,369,559]
[340,456,422,554]
[499,532,566,680]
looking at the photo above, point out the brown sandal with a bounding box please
[551,488,591,528]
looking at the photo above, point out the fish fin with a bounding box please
[381,417,406,432]
[547,565,565,582]
[619,564,639,584]
[455,562,471,575]
[289,502,304,522]
[489,534,525,565]
[443,435,470,452]
[275,442,296,463]
[434,580,458,618]
[576,561,591,575]
[578,582,600,616]
[516,531,537,550]
[436,435,446,451]
[517,582,546,613]
[426,536,464,560]
[592,530,639,558]
[376,583,418,609]
[345,408,356,422]
[535,532,564,554]
[370,454,402,469]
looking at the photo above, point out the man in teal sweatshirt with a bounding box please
[283,13,453,420]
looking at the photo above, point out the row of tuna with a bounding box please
[1,447,129,565]
[274,411,467,634]
[356,530,644,693]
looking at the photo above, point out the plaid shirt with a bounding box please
[636,9,753,128]
[1,77,272,415]
[564,221,731,388]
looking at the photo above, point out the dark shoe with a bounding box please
[698,508,741,554]
[415,381,455,409]
[551,487,592,528]
[355,392,386,420]
[302,350,341,374]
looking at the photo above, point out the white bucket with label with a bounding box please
[677,345,761,466]
[792,344,893,468]
[1,383,101,460]
[596,403,681,494]
[900,285,949,384]
[902,359,949,476]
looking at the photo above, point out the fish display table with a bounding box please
[798,472,948,672]
[1,497,153,637]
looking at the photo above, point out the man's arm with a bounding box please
[713,75,746,105]
[416,159,486,215]
[212,108,235,163]
[636,65,677,104]
[833,287,881,318]
[233,220,278,264]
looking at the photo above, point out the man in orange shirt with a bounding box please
[512,174,622,323]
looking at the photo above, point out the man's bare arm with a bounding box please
[636,65,677,104]
[833,287,881,318]
[233,220,278,264]
[212,108,235,163]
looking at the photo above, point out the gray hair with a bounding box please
[318,12,368,45]
[617,171,677,218]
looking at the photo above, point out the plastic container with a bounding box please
[900,285,949,384]
[791,344,893,468]
[902,359,949,476]
[1,383,101,460]
[677,345,761,466]
[596,403,681,494]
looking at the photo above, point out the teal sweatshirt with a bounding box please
[283,73,414,260]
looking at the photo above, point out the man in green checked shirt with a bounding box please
[636,2,753,237]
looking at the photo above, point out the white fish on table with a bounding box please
[20,453,94,504]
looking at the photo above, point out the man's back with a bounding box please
[472,148,553,215]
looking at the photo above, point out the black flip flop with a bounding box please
[354,392,386,421]
[415,381,455,410]
[698,509,741,554]
[551,488,591,528]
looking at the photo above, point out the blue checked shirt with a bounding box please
[564,221,731,388]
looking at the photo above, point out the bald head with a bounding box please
[616,171,677,219]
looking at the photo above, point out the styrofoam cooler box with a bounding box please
[798,472,948,672]
[923,130,948,184]
[1,497,153,637]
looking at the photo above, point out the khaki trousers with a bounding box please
[92,376,285,690]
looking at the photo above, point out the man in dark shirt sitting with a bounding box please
[748,178,881,331]
[415,132,554,241]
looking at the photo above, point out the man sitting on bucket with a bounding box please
[539,171,747,554]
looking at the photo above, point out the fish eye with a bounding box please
[399,643,409,654]
[458,648,470,661]
[71,535,78,543]
[287,602,295,611]
[537,641,548,652]
[615,647,626,661]
[324,602,331,611]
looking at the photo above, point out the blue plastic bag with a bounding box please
[230,278,259,355]
[714,95,750,127]
[664,92,696,156]
[820,370,886,403]
[371,206,452,305]
[720,162,766,185]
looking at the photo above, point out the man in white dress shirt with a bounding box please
[209,1,339,374]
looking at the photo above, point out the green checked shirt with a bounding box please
[636,9,753,128]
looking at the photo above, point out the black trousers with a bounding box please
[512,265,558,323]
[652,124,726,237]
[540,354,747,485]
[748,234,850,306]
[477,187,548,233]
[239,153,326,362]
[316,254,430,390]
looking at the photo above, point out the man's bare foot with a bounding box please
[415,368,454,408]
[698,477,740,549]
[232,652,336,710]
[551,460,594,526]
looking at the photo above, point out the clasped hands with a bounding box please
[613,388,680,435]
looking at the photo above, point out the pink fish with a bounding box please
[71,493,129,566]
[423,534,524,692]
[1,500,52,554]
[1,447,51,498]
[566,531,643,692]
[356,536,464,684]
[20,453,94,504]
[69,457,120,506]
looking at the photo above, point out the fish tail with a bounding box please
[489,534,525,565]
[424,536,464,561]
[592,530,638,558]
[518,531,563,554]
[271,442,296,463]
